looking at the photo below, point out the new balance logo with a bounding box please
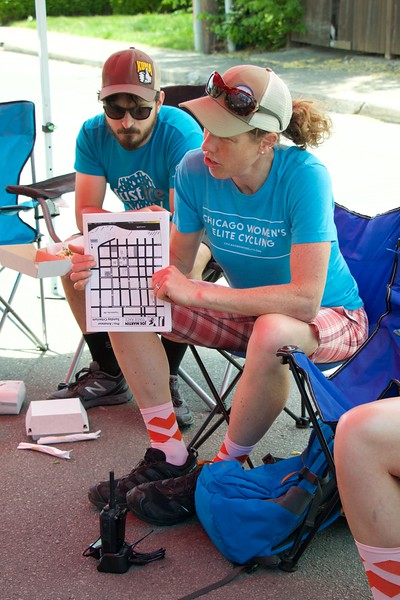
[84,382,108,396]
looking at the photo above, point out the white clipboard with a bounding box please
[83,211,171,332]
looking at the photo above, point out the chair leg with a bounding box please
[186,347,239,452]
[0,271,47,351]
[188,404,229,450]
[178,366,216,410]
[64,335,86,385]
[38,277,48,348]
[284,405,310,429]
[185,346,254,467]
[279,487,341,572]
[184,345,308,434]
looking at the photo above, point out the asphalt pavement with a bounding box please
[0,25,396,600]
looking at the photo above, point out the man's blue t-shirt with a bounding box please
[173,146,362,310]
[74,105,203,212]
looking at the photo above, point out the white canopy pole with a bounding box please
[35,0,54,179]
[224,0,235,52]
[193,0,204,53]
[35,0,62,296]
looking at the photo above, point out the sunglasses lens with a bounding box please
[104,103,125,119]
[206,72,225,98]
[225,90,257,116]
[103,104,153,120]
[133,106,152,120]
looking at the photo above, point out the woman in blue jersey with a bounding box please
[71,65,369,524]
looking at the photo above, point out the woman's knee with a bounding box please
[249,313,300,355]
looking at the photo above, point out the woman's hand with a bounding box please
[152,265,196,307]
[67,243,96,291]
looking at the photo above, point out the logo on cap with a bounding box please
[136,60,153,85]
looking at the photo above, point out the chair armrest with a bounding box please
[6,172,76,244]
[35,197,63,243]
[6,172,76,200]
[0,204,35,213]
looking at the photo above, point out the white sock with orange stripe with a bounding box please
[140,402,188,466]
[213,433,255,464]
[356,541,400,599]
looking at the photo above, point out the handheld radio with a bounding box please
[83,471,166,573]
[97,470,130,573]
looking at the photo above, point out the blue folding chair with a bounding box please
[0,100,75,350]
[1,88,204,361]
[186,204,400,458]
[272,205,400,569]
[279,205,400,426]
[183,204,400,570]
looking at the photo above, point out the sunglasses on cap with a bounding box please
[205,71,259,117]
[103,102,154,121]
[206,71,284,129]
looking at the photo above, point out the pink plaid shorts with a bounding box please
[308,306,368,362]
[166,283,369,364]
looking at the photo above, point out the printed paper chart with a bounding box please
[83,212,171,331]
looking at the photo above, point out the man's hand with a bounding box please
[68,243,96,291]
[152,265,196,307]
[128,205,171,214]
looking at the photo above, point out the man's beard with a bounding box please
[106,113,156,150]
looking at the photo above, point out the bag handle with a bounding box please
[177,562,259,599]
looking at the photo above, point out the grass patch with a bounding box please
[13,13,195,51]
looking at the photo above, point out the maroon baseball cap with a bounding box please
[99,47,161,102]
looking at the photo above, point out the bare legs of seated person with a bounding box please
[88,306,365,526]
[48,240,213,426]
[47,275,194,427]
[335,398,400,600]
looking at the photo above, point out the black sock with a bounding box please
[161,337,188,376]
[83,332,120,376]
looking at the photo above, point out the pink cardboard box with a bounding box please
[0,243,72,278]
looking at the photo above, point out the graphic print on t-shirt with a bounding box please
[203,208,289,259]
[114,170,167,210]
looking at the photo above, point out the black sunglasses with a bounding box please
[103,102,154,121]
[205,71,259,117]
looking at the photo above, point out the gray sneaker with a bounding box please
[169,375,194,427]
[47,361,133,409]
